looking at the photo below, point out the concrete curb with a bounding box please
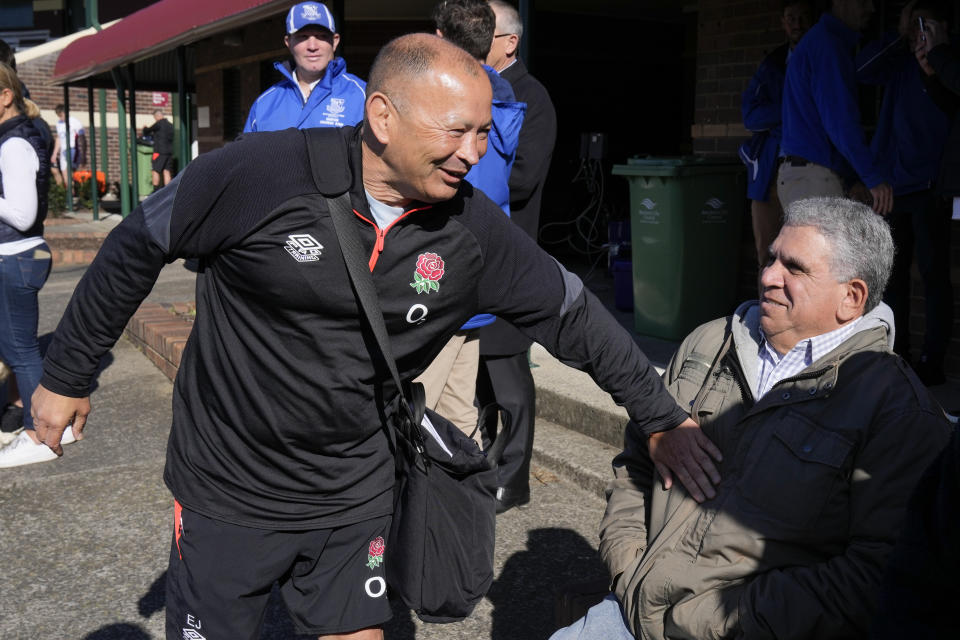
[124,302,194,381]
[532,419,620,500]
[45,212,123,267]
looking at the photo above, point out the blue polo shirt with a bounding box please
[781,13,887,188]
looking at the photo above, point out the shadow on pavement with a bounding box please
[81,623,152,639]
[489,528,608,640]
[137,571,166,619]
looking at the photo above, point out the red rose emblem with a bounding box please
[416,253,445,281]
[367,536,386,569]
[411,252,445,294]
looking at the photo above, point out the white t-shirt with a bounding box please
[56,116,84,168]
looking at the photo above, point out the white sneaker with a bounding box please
[0,427,23,447]
[61,425,77,445]
[0,427,78,468]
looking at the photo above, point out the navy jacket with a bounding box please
[739,43,789,201]
[782,13,887,187]
[927,43,960,197]
[857,33,951,196]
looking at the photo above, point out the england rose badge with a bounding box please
[366,536,385,569]
[411,252,444,294]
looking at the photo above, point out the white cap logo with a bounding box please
[301,4,322,20]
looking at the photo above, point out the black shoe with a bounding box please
[0,404,23,433]
[495,486,530,514]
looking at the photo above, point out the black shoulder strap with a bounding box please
[325,190,430,459]
[305,128,507,465]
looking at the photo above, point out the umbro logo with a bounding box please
[182,630,206,640]
[285,234,323,262]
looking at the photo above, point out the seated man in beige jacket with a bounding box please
[552,197,952,640]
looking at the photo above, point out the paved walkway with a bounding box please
[0,261,608,640]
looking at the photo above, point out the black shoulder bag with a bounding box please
[323,189,511,623]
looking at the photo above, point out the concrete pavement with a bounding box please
[0,261,610,640]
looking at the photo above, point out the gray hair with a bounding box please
[488,0,523,39]
[782,197,893,313]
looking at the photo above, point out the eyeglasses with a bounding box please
[493,33,514,38]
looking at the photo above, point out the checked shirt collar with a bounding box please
[757,318,862,399]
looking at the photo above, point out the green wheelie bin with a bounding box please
[612,157,746,341]
[136,143,155,200]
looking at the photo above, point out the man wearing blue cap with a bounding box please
[243,2,366,132]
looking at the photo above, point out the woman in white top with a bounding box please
[0,62,72,468]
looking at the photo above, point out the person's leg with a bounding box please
[165,501,295,640]
[318,629,382,639]
[163,156,174,185]
[0,244,51,433]
[415,332,465,416]
[912,192,954,383]
[151,155,163,191]
[549,594,636,640]
[282,515,392,639]
[882,199,915,360]
[432,330,480,444]
[477,351,536,511]
[750,184,783,266]
[415,330,481,442]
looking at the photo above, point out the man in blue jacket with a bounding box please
[415,0,525,443]
[739,1,811,266]
[857,0,955,385]
[243,2,366,132]
[779,0,894,216]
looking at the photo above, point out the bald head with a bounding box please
[362,33,493,207]
[366,33,484,115]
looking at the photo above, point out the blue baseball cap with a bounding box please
[286,2,336,35]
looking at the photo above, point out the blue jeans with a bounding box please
[0,243,51,431]
[549,595,636,640]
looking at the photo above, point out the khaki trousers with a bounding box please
[776,161,844,211]
[413,329,481,445]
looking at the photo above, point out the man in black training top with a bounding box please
[142,109,175,190]
[32,34,698,640]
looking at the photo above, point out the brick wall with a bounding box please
[18,50,175,185]
[692,0,783,157]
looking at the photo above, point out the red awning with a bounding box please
[53,0,290,84]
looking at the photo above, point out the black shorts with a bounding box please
[165,500,392,640]
[152,153,174,173]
